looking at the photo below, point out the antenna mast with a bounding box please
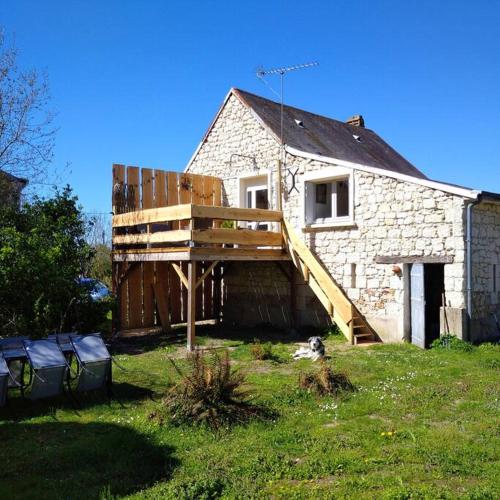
[256,61,319,209]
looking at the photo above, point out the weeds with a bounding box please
[299,364,356,396]
[250,339,274,360]
[431,334,474,352]
[160,350,269,430]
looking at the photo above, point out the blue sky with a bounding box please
[1,0,499,214]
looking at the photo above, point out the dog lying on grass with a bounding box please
[292,336,325,362]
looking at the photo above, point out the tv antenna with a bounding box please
[256,61,319,203]
[256,61,319,150]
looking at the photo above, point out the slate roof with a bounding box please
[233,88,428,180]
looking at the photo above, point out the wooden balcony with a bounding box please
[112,203,289,262]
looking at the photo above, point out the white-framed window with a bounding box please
[304,167,354,227]
[239,173,271,230]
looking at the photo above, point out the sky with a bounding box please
[1,0,500,215]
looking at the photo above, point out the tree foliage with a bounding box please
[0,187,111,337]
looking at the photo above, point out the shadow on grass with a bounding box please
[0,421,177,500]
[2,382,155,420]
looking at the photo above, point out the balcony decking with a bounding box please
[112,203,289,262]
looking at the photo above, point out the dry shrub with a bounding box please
[250,340,273,361]
[299,364,355,396]
[162,350,268,430]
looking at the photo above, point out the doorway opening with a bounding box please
[239,174,270,230]
[410,263,445,348]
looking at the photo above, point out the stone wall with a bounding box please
[187,92,473,342]
[470,202,500,341]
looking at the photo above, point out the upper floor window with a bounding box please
[304,167,353,227]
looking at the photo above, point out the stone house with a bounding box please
[185,88,500,345]
[0,170,27,209]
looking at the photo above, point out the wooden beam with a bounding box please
[189,247,290,261]
[113,247,291,262]
[191,204,283,222]
[171,262,189,289]
[195,261,220,289]
[187,261,197,351]
[192,228,282,246]
[113,229,190,245]
[112,204,192,227]
[375,255,454,264]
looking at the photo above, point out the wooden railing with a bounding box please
[112,203,284,250]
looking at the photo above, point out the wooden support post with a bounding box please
[290,262,298,329]
[213,263,222,323]
[187,261,197,351]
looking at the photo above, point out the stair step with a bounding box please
[354,332,374,338]
[353,325,367,329]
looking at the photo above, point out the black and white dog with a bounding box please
[293,336,325,361]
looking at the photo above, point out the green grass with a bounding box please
[1,328,499,499]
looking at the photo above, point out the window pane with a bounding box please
[247,190,252,208]
[336,180,349,217]
[316,183,327,204]
[255,189,268,209]
[315,183,332,219]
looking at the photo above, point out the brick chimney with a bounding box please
[346,114,365,127]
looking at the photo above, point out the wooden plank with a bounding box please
[203,261,213,320]
[141,168,154,209]
[191,174,203,205]
[113,247,290,262]
[153,281,170,332]
[141,169,155,327]
[171,262,189,289]
[202,175,214,206]
[168,262,182,324]
[112,164,126,214]
[191,204,282,222]
[113,204,192,227]
[195,261,219,289]
[143,262,155,327]
[118,262,129,330]
[154,170,167,207]
[189,247,289,261]
[167,172,179,229]
[127,261,143,329]
[195,262,203,320]
[213,178,222,207]
[179,174,192,204]
[192,228,282,246]
[187,261,197,351]
[113,229,191,245]
[126,166,140,212]
[283,220,352,323]
[181,261,188,322]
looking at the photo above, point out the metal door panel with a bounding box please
[411,263,426,348]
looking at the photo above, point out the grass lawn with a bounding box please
[1,327,499,499]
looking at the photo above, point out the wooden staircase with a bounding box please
[282,220,380,345]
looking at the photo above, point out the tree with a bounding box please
[0,187,110,337]
[0,29,56,181]
[85,212,112,287]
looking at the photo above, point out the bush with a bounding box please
[0,187,110,337]
[160,350,268,430]
[431,334,474,352]
[250,339,274,360]
[299,364,355,396]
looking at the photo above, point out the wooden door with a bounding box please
[411,263,426,348]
